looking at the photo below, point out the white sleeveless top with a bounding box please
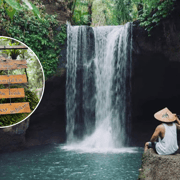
[155,123,178,155]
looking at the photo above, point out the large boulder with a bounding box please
[138,148,180,180]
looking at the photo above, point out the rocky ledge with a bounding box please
[138,148,180,180]
[0,118,30,153]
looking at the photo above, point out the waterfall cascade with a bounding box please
[66,23,132,149]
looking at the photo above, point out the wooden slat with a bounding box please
[0,45,28,49]
[0,60,27,70]
[0,88,25,99]
[0,56,27,64]
[0,74,27,84]
[0,102,31,114]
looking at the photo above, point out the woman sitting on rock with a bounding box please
[144,107,180,155]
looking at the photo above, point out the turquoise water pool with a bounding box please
[0,144,143,180]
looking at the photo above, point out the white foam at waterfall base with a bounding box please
[62,117,138,153]
[62,115,139,153]
[61,144,140,154]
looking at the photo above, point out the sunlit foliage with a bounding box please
[72,0,176,35]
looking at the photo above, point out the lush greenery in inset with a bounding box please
[0,37,44,91]
[0,37,43,127]
[0,1,67,79]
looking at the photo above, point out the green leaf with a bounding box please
[74,10,81,15]
[4,0,22,11]
[0,0,3,6]
[29,2,41,19]
[81,12,89,16]
[4,5,16,20]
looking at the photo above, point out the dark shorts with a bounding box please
[148,142,157,153]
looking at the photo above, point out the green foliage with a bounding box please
[0,3,67,79]
[0,0,41,20]
[1,40,22,59]
[89,0,176,35]
[72,0,92,25]
[112,0,176,35]
[114,0,132,25]
[91,0,109,26]
[0,85,39,127]
[0,37,44,90]
[73,9,90,25]
[137,0,176,35]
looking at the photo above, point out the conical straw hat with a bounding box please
[154,107,177,122]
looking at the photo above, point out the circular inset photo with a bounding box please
[0,36,45,128]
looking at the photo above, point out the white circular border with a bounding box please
[0,36,45,128]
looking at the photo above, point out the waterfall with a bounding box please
[66,23,132,149]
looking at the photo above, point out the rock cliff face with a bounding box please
[25,69,66,147]
[0,118,30,153]
[138,149,180,180]
[130,1,180,146]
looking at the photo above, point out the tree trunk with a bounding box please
[87,2,92,26]
[69,0,77,24]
